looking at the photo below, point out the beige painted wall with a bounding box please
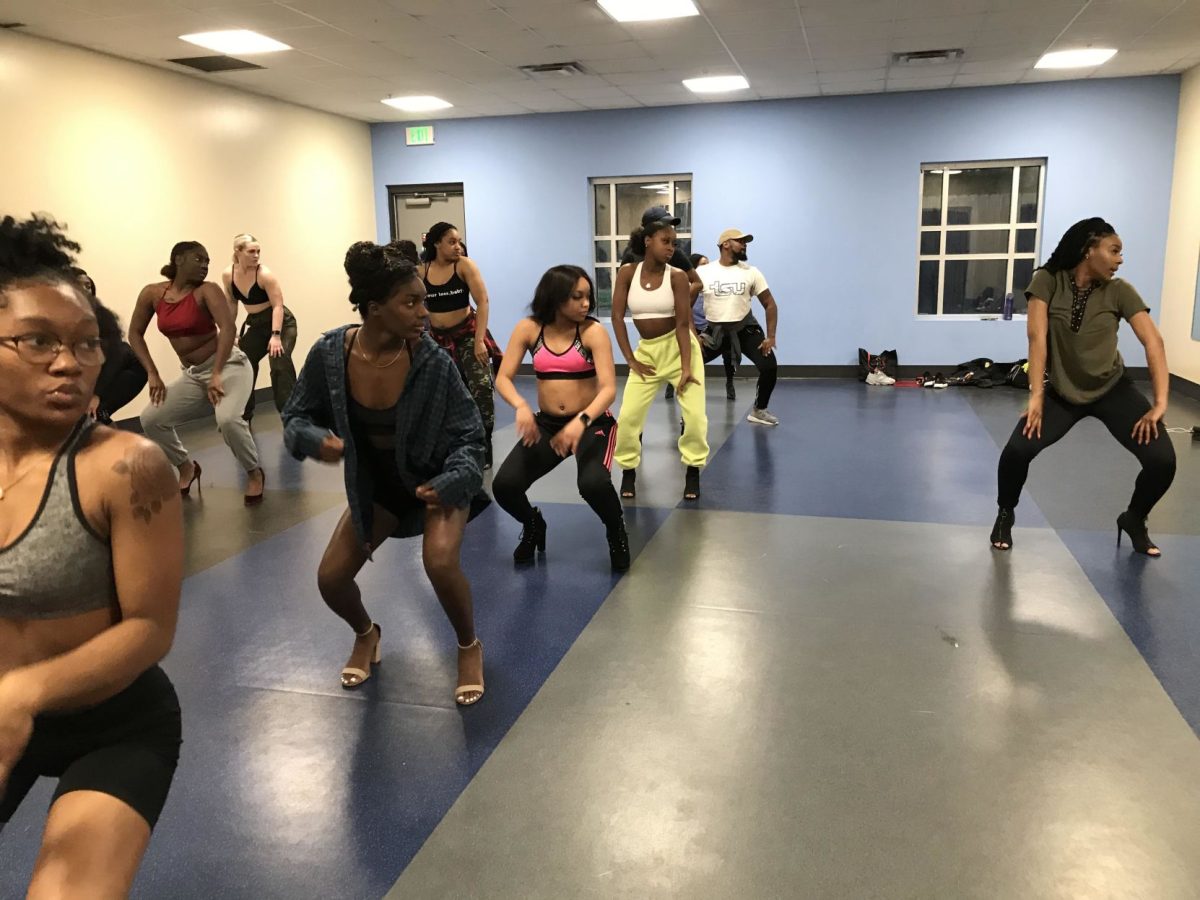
[1161,64,1200,385]
[0,31,376,416]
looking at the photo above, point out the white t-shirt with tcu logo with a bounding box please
[696,261,768,323]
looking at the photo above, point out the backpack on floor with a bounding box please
[948,357,999,388]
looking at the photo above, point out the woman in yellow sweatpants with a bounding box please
[611,216,709,501]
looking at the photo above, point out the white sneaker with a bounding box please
[747,408,780,426]
[865,369,895,386]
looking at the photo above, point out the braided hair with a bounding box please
[420,222,457,263]
[1041,217,1116,274]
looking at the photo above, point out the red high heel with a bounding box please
[180,460,201,497]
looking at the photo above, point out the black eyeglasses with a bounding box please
[0,333,106,366]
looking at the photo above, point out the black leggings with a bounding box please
[997,378,1176,517]
[493,411,623,528]
[702,320,777,408]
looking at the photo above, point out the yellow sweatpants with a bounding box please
[614,330,709,471]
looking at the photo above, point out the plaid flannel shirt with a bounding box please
[282,326,487,546]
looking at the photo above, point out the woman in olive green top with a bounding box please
[992,217,1175,556]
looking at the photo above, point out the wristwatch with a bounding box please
[271,330,282,336]
[578,412,591,427]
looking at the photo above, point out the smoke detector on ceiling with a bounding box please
[892,49,964,66]
[519,61,589,79]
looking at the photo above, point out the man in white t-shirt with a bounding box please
[695,228,780,425]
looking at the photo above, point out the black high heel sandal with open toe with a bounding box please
[990,507,1014,550]
[1117,511,1161,557]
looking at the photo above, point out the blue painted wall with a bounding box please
[371,76,1180,366]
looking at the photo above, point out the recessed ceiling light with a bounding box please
[382,96,453,112]
[683,75,750,94]
[598,0,699,23]
[1035,48,1117,69]
[179,30,290,54]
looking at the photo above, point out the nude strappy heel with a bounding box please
[341,623,381,689]
[455,639,485,706]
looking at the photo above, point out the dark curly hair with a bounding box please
[393,239,420,265]
[0,214,84,306]
[161,241,204,280]
[344,240,420,318]
[628,219,675,258]
[1041,217,1117,274]
[529,265,597,325]
[420,222,457,263]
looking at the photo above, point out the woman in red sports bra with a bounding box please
[128,241,265,504]
[493,265,629,572]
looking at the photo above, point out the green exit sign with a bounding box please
[405,125,435,146]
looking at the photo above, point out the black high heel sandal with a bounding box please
[620,469,636,499]
[513,507,547,565]
[683,466,700,501]
[990,507,1014,550]
[180,460,202,497]
[1117,511,1161,557]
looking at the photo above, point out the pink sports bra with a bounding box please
[532,325,595,380]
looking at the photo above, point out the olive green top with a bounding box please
[1025,268,1149,405]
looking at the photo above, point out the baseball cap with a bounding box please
[641,205,681,227]
[718,228,753,245]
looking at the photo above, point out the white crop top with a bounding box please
[627,263,678,320]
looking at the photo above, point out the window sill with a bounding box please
[916,314,1028,321]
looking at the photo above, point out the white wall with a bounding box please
[0,31,376,416]
[1161,64,1200,386]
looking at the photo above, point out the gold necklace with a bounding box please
[0,463,40,501]
[357,336,406,369]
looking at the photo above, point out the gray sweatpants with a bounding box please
[139,347,260,472]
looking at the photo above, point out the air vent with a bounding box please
[892,49,964,66]
[519,61,589,79]
[167,55,264,73]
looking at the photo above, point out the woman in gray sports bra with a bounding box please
[0,215,184,896]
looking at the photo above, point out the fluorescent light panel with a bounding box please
[179,30,290,54]
[683,75,750,94]
[598,0,699,23]
[1035,48,1117,69]
[382,96,453,112]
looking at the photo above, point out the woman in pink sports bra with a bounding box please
[493,265,629,572]
[128,241,264,504]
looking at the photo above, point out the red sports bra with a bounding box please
[156,288,215,339]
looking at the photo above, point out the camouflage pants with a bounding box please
[447,333,495,436]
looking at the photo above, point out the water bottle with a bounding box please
[1002,292,1014,320]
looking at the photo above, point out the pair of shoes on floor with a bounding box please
[921,371,948,389]
[747,408,780,426]
[865,369,896,386]
[340,624,486,706]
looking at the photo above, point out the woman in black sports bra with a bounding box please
[221,233,298,420]
[420,222,502,466]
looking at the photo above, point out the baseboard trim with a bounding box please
[1169,373,1200,402]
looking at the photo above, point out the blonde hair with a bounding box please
[232,233,258,266]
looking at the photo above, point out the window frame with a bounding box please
[591,174,693,315]
[915,158,1047,320]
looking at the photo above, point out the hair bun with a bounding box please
[344,241,386,285]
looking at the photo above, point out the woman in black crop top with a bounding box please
[420,222,503,467]
[221,233,298,420]
[0,216,184,896]
[493,265,629,572]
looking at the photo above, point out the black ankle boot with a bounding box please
[1117,510,1161,557]
[990,507,1014,550]
[726,379,736,401]
[607,519,630,572]
[513,508,546,564]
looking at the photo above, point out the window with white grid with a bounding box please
[917,159,1046,317]
[591,175,693,315]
